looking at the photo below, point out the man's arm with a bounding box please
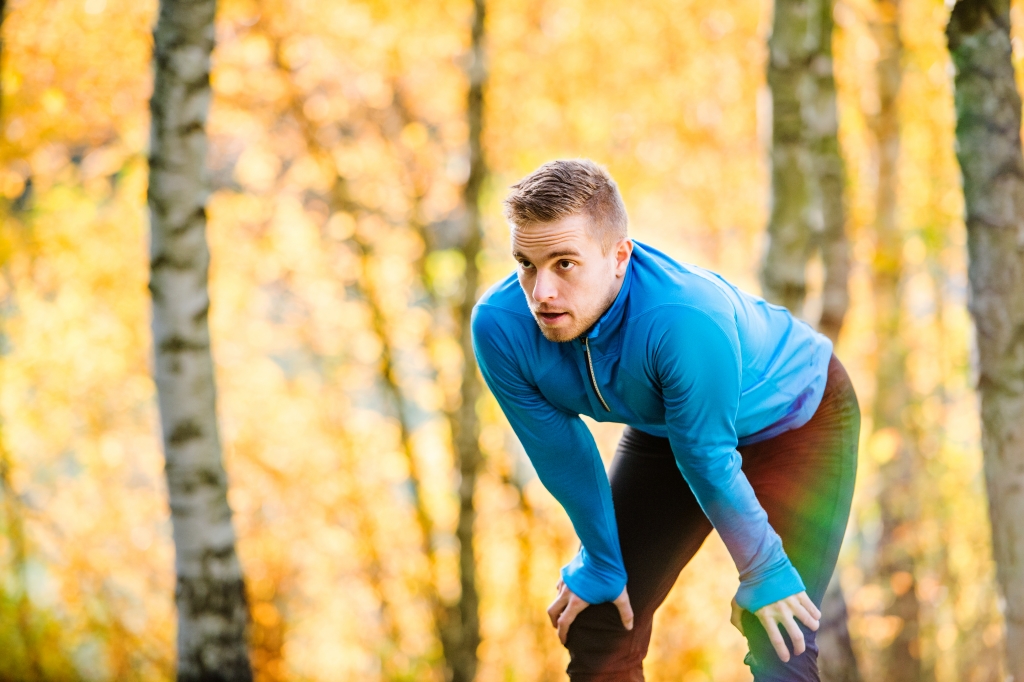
[651,305,806,613]
[472,305,627,604]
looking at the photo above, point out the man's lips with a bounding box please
[537,311,568,324]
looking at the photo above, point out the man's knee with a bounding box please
[565,602,649,681]
[745,648,819,682]
[742,611,821,682]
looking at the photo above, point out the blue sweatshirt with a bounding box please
[471,241,834,612]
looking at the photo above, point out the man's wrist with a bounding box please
[561,552,627,605]
[735,561,806,612]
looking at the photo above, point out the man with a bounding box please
[471,159,859,681]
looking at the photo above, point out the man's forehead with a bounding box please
[511,215,593,255]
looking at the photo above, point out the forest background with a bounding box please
[0,0,1016,680]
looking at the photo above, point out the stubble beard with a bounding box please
[532,288,617,343]
[535,313,586,342]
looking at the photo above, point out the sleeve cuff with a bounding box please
[735,560,806,612]
[560,548,627,605]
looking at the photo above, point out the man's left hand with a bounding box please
[729,591,821,662]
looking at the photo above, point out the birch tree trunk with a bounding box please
[762,0,859,677]
[762,0,849,341]
[947,2,1024,678]
[442,2,487,679]
[868,2,924,678]
[817,574,862,682]
[148,1,252,679]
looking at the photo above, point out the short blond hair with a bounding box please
[503,159,628,249]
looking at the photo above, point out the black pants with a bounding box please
[565,355,860,681]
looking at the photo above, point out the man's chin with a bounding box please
[536,322,581,343]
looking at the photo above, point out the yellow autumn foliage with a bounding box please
[0,0,1012,679]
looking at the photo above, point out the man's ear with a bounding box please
[614,238,633,276]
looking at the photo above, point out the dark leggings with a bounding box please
[565,354,860,681]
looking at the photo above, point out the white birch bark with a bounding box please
[947,2,1024,678]
[762,0,849,341]
[147,1,252,679]
[762,0,859,676]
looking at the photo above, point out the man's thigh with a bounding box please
[565,427,712,680]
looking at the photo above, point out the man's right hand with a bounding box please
[547,579,634,645]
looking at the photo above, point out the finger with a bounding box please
[789,600,819,632]
[557,598,587,645]
[779,607,806,657]
[547,588,569,629]
[555,579,564,592]
[544,589,569,626]
[758,613,790,663]
[798,592,821,621]
[730,598,744,635]
[730,608,744,635]
[614,589,634,631]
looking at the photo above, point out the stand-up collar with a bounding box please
[584,251,634,343]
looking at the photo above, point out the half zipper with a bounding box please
[583,337,611,412]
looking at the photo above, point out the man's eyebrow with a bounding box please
[512,249,582,261]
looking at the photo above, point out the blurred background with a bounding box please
[0,0,1016,679]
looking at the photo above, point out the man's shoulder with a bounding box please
[472,271,536,345]
[474,271,533,322]
[628,242,737,325]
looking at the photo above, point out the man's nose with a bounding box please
[533,270,558,302]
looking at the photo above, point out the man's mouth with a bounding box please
[537,311,568,324]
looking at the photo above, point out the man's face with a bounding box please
[512,213,632,342]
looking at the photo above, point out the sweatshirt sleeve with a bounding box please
[652,306,806,612]
[472,305,627,604]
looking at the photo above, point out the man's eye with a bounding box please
[558,260,574,270]
[519,260,533,269]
